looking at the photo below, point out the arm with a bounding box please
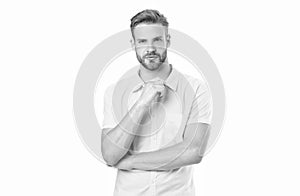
[115,123,210,171]
[101,101,148,166]
[101,81,165,166]
[115,78,213,171]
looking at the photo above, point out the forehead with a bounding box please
[132,24,167,39]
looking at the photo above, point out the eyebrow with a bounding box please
[136,36,163,41]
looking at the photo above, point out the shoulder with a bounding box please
[180,72,208,93]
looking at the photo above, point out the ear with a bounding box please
[166,34,171,48]
[130,39,135,50]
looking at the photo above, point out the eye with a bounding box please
[154,38,163,42]
[138,40,146,43]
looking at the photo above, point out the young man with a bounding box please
[101,9,212,196]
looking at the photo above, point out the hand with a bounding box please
[137,78,166,107]
[114,153,134,171]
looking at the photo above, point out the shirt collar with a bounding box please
[131,64,179,93]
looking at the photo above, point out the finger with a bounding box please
[153,84,165,90]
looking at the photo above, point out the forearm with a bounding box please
[101,102,148,166]
[130,141,202,171]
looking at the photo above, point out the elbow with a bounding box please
[103,157,119,167]
[194,155,203,164]
[101,142,120,166]
[101,148,120,166]
[101,131,121,166]
[191,148,203,164]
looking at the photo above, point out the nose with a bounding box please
[146,44,156,54]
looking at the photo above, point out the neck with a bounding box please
[139,59,171,82]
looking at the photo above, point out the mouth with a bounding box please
[145,55,159,59]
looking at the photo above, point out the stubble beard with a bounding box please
[137,50,167,71]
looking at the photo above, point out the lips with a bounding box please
[145,55,159,59]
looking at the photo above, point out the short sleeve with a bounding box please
[186,80,213,125]
[102,84,118,129]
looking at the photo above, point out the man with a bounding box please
[101,9,212,196]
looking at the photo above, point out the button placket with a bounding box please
[150,171,157,195]
[152,103,159,151]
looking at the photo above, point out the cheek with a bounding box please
[156,46,167,55]
[156,48,167,56]
[135,47,144,56]
[154,41,167,48]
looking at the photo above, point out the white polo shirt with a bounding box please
[102,65,212,196]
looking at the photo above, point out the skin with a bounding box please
[131,23,170,72]
[102,23,210,171]
[115,123,210,171]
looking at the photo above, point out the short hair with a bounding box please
[130,9,169,30]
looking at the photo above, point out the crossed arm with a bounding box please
[114,123,210,171]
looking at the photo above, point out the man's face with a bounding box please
[132,23,170,71]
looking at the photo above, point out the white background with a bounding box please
[1,0,299,195]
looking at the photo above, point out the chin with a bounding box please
[143,63,161,71]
